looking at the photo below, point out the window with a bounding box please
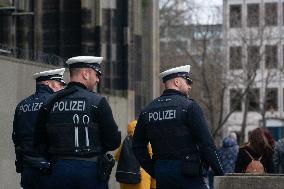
[230,89,242,111]
[265,88,278,111]
[265,45,278,69]
[230,5,242,28]
[175,40,187,54]
[248,88,260,111]
[283,88,284,111]
[230,46,242,69]
[265,3,277,26]
[283,3,284,25]
[283,45,284,67]
[15,0,33,11]
[247,4,259,27]
[247,46,260,70]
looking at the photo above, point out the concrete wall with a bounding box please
[0,56,56,189]
[0,56,134,189]
[215,175,284,189]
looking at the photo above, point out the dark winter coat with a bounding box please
[273,138,284,173]
[218,136,238,173]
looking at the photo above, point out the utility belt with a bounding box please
[49,147,102,158]
[155,152,208,177]
[154,148,198,160]
[180,153,208,177]
[51,155,99,163]
[51,153,115,181]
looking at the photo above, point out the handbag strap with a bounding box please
[243,149,262,161]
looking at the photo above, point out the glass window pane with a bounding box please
[230,46,242,69]
[265,3,277,26]
[230,5,242,28]
[265,88,278,111]
[230,89,242,111]
[247,4,259,27]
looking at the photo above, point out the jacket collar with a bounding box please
[162,89,187,97]
[35,84,54,94]
[67,82,88,90]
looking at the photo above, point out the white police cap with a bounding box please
[33,68,66,85]
[159,65,193,84]
[66,56,103,75]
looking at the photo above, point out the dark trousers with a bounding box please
[155,160,209,189]
[40,159,107,189]
[21,167,41,189]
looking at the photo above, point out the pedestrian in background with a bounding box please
[115,120,156,189]
[133,65,224,189]
[12,68,66,189]
[208,133,239,189]
[235,127,275,173]
[273,137,284,173]
[34,56,121,189]
[218,133,239,173]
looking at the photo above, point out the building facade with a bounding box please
[160,24,222,70]
[160,24,224,139]
[0,0,160,116]
[223,0,284,140]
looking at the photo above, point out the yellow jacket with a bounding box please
[115,120,156,189]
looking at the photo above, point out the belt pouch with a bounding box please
[181,154,200,176]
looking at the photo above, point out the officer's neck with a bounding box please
[67,82,88,90]
[163,89,187,97]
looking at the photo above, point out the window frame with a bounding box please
[230,5,242,28]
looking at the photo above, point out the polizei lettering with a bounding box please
[52,100,86,112]
[19,102,43,112]
[148,109,176,122]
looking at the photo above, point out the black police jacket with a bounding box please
[12,84,54,166]
[133,89,224,177]
[34,82,121,158]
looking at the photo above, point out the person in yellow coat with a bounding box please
[115,120,156,189]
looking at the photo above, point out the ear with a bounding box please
[174,78,180,87]
[82,69,89,80]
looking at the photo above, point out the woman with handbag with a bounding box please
[235,127,275,173]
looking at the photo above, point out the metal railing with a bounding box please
[0,43,64,66]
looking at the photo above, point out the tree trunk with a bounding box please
[240,94,249,143]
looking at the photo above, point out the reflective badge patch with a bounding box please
[148,109,176,122]
[52,100,86,112]
[19,102,43,112]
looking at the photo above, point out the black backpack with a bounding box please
[115,136,141,184]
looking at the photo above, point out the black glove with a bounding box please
[15,147,23,173]
[23,155,52,175]
[15,159,23,173]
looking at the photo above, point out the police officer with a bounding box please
[12,68,66,189]
[34,56,121,189]
[132,65,224,189]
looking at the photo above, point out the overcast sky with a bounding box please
[192,0,223,24]
[194,0,222,6]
